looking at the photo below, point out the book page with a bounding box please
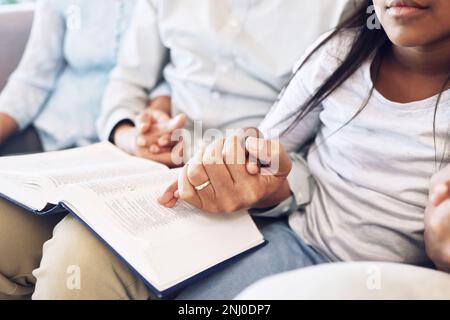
[0,142,166,186]
[60,169,264,292]
[0,143,125,173]
[0,142,167,210]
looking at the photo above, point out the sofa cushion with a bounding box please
[0,4,34,91]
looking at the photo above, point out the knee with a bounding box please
[0,199,61,298]
[32,215,118,299]
[0,200,45,280]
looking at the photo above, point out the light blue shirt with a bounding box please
[0,0,136,151]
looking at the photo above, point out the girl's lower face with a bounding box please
[373,0,450,47]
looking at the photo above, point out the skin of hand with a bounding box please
[113,96,186,167]
[159,135,292,213]
[425,165,450,272]
[0,112,19,145]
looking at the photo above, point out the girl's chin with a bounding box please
[384,25,433,48]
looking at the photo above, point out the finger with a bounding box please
[246,161,260,175]
[149,144,161,154]
[430,183,450,207]
[136,133,159,148]
[136,135,148,148]
[158,133,172,147]
[138,122,151,134]
[245,137,291,176]
[222,136,248,182]
[230,128,261,176]
[178,164,203,209]
[187,150,216,205]
[203,138,234,189]
[163,114,186,132]
[239,127,264,141]
[149,110,170,123]
[158,180,178,206]
[164,198,179,209]
[151,132,183,153]
[136,113,154,134]
[149,144,173,154]
[240,130,261,175]
[170,139,185,168]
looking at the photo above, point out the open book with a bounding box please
[0,142,265,297]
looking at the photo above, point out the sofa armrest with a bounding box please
[0,4,34,91]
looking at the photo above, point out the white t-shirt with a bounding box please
[260,30,450,264]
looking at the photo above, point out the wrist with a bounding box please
[253,179,291,210]
[148,96,171,116]
[113,123,137,155]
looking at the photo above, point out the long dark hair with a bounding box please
[281,0,450,168]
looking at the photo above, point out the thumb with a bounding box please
[166,114,186,132]
[158,180,179,208]
[430,182,450,207]
[245,137,291,177]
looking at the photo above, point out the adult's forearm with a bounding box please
[0,113,19,144]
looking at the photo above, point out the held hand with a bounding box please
[113,96,186,167]
[113,123,184,167]
[429,165,450,207]
[135,110,186,153]
[159,135,292,213]
[135,96,186,153]
[425,201,450,272]
[425,165,450,271]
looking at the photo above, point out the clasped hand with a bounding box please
[159,134,293,213]
[114,96,186,167]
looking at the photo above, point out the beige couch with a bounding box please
[0,4,34,91]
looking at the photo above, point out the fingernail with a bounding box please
[174,191,180,199]
[137,137,146,147]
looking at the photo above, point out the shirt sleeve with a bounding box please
[0,0,65,130]
[249,152,316,218]
[97,0,169,141]
[149,81,171,100]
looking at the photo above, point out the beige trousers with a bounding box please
[0,198,150,300]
